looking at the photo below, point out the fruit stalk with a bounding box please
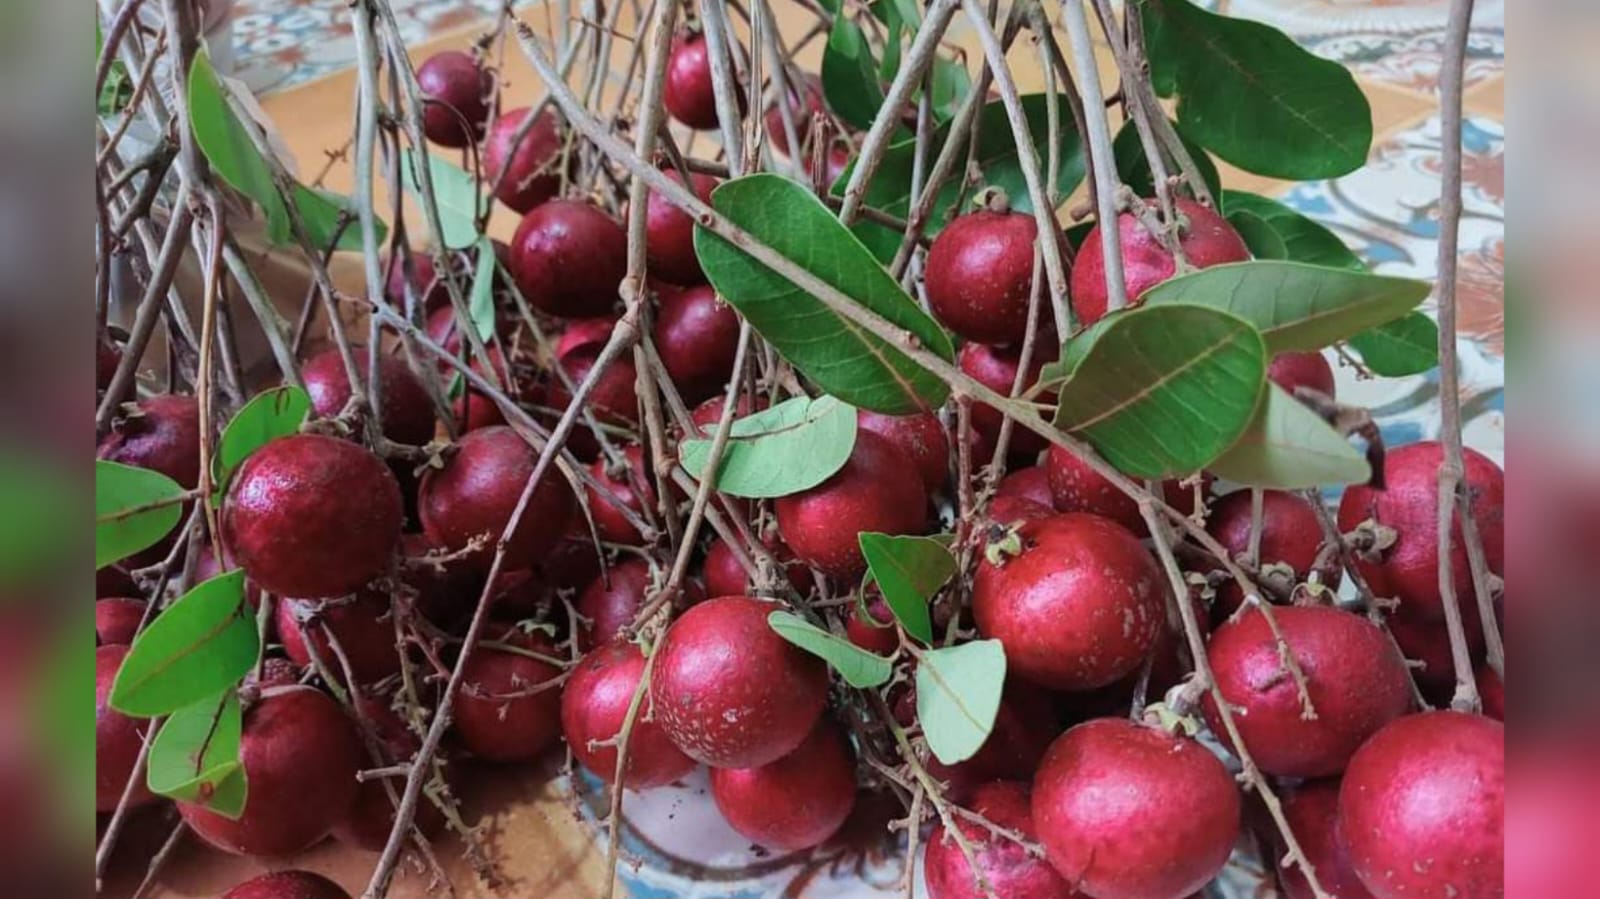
[1057,0,1128,311]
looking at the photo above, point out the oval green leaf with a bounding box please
[1227,209,1288,260]
[1112,117,1222,205]
[916,639,1005,765]
[468,236,499,341]
[213,385,311,501]
[1220,190,1365,271]
[402,148,490,250]
[694,174,955,413]
[1347,312,1440,376]
[109,571,259,718]
[767,611,893,688]
[822,16,888,132]
[1209,384,1371,488]
[148,689,248,819]
[680,395,858,498]
[858,532,953,645]
[96,460,185,569]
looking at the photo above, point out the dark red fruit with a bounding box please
[973,513,1163,690]
[575,558,653,651]
[561,640,696,788]
[223,434,403,600]
[1336,441,1505,621]
[856,409,950,495]
[995,466,1053,508]
[925,209,1047,346]
[96,393,200,488]
[922,682,1060,801]
[1276,780,1374,899]
[222,870,351,899]
[302,347,437,446]
[453,631,563,762]
[1204,488,1336,621]
[764,76,827,157]
[844,596,899,656]
[418,425,577,572]
[556,317,619,359]
[651,596,828,768]
[925,780,1076,899]
[1339,712,1504,899]
[1204,605,1413,777]
[242,656,304,692]
[179,686,363,856]
[385,250,446,313]
[1071,197,1249,325]
[1044,443,1202,537]
[96,645,157,812]
[960,342,1051,459]
[95,598,146,646]
[1386,604,1486,693]
[1269,351,1337,400]
[1477,663,1504,721]
[538,513,605,591]
[277,592,400,685]
[1032,718,1240,899]
[483,108,566,212]
[547,341,641,428]
[585,445,656,546]
[645,170,719,285]
[775,430,929,580]
[416,50,492,148]
[663,31,721,130]
[701,536,810,597]
[510,200,628,319]
[654,284,741,403]
[332,693,445,850]
[96,564,137,599]
[709,719,856,851]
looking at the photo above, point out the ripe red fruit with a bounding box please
[775,431,929,580]
[95,598,146,646]
[277,592,401,685]
[179,686,363,856]
[301,347,437,446]
[96,645,157,812]
[332,693,445,850]
[547,341,642,428]
[556,316,619,359]
[651,596,828,767]
[222,870,351,899]
[688,393,768,436]
[1071,197,1249,325]
[510,200,628,319]
[418,425,578,571]
[453,631,564,762]
[663,31,721,130]
[709,719,856,851]
[483,108,566,212]
[243,656,304,692]
[763,76,828,157]
[1336,441,1505,621]
[1476,663,1504,721]
[1268,350,1337,400]
[561,640,696,788]
[1204,488,1335,621]
[385,250,447,313]
[1043,443,1204,537]
[416,50,492,148]
[925,780,1077,899]
[701,535,811,597]
[193,546,263,611]
[856,409,950,495]
[919,682,1060,801]
[1276,780,1375,899]
[1386,604,1486,693]
[1338,711,1504,899]
[925,208,1047,346]
[585,445,656,546]
[97,393,201,488]
[1204,605,1413,777]
[960,342,1051,459]
[223,434,403,599]
[575,557,653,650]
[1032,718,1240,899]
[654,284,742,403]
[844,596,899,656]
[645,171,718,285]
[973,513,1163,690]
[995,466,1053,508]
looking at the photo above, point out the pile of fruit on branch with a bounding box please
[94,1,1504,898]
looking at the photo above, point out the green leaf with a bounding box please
[109,572,260,718]
[822,17,887,132]
[468,236,499,342]
[1144,0,1373,180]
[1139,261,1432,355]
[916,640,1005,765]
[1228,209,1287,260]
[212,386,311,502]
[1112,117,1221,204]
[695,174,955,413]
[679,395,859,498]
[96,461,185,569]
[293,186,367,253]
[879,19,904,82]
[1209,384,1371,488]
[767,611,892,688]
[1347,313,1440,376]
[929,58,972,123]
[402,148,487,250]
[147,690,248,819]
[1220,191,1364,270]
[858,533,953,645]
[1046,305,1266,478]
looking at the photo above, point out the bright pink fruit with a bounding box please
[418,425,577,572]
[416,50,492,148]
[95,598,146,646]
[960,342,1052,459]
[222,870,351,899]
[856,409,950,495]
[1269,351,1337,400]
[483,108,566,212]
[1276,780,1375,899]
[651,596,828,768]
[510,200,628,319]
[654,284,741,403]
[710,719,856,851]
[332,693,445,850]
[301,347,437,446]
[575,557,652,650]
[663,31,721,130]
[277,592,400,685]
[925,209,1047,347]
[925,780,1077,899]
[1071,197,1249,325]
[645,171,719,285]
[775,430,929,580]
[97,393,200,488]
[585,445,656,546]
[96,645,157,812]
[562,640,696,788]
[1204,489,1336,621]
[453,631,564,762]
[1032,718,1240,899]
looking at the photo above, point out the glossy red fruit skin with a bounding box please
[844,597,899,656]
[1338,712,1504,899]
[1032,718,1240,899]
[511,200,628,319]
[180,686,364,857]
[856,410,950,495]
[960,343,1051,459]
[925,210,1044,347]
[995,466,1053,508]
[1276,781,1375,899]
[709,719,856,851]
[96,394,201,488]
[453,632,564,762]
[277,593,401,685]
[663,31,720,130]
[483,108,565,213]
[332,694,445,850]
[585,445,655,546]
[987,495,1054,528]
[701,536,810,597]
[575,558,652,651]
[418,426,577,572]
[417,50,491,148]
[926,781,1077,899]
[775,431,929,580]
[651,596,829,768]
[96,645,157,812]
[95,598,146,646]
[1269,351,1337,400]
[222,870,351,899]
[654,284,742,403]
[386,250,447,313]
[562,640,696,788]
[556,317,619,359]
[548,343,641,428]
[1203,605,1413,778]
[974,513,1163,690]
[1043,444,1204,537]
[1337,442,1505,621]
[223,434,403,600]
[1387,604,1486,694]
[924,682,1061,801]
[302,348,437,446]
[1071,197,1249,325]
[1205,489,1336,621]
[645,171,719,285]
[764,76,827,157]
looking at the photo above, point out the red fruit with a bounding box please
[510,200,627,319]
[925,781,1077,899]
[987,494,1053,527]
[1336,442,1505,621]
[995,466,1053,508]
[453,631,564,762]
[222,871,351,899]
[557,317,619,359]
[1204,489,1336,621]
[1386,605,1486,693]
[844,596,899,656]
[1276,781,1375,899]
[301,347,437,446]
[1338,712,1504,899]
[1031,718,1240,899]
[96,645,157,812]
[1203,605,1413,777]
[585,445,656,546]
[924,682,1061,800]
[223,434,403,599]
[701,536,810,597]
[539,514,605,591]
[775,431,929,580]
[548,343,641,427]
[96,564,137,599]
[561,640,696,788]
[651,596,828,767]
[1476,663,1504,721]
[925,209,1047,346]
[960,342,1051,459]
[416,50,492,148]
[709,719,856,851]
[663,31,721,130]
[242,656,304,692]
[1268,351,1337,400]
[96,393,200,488]
[179,686,363,856]
[332,693,445,850]
[575,558,653,651]
[452,345,527,434]
[654,284,741,403]
[856,409,950,495]
[973,513,1163,690]
[688,393,767,436]
[484,108,566,213]
[95,598,146,646]
[277,592,401,685]
[385,250,446,313]
[1043,443,1202,537]
[763,76,828,157]
[418,425,577,572]
[1070,197,1249,325]
[645,171,719,285]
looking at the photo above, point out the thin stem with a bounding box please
[1059,0,1128,310]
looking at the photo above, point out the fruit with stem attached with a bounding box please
[709,719,856,851]
[483,108,566,213]
[1070,197,1250,325]
[924,780,1077,899]
[925,199,1051,347]
[561,640,696,788]
[701,535,810,597]
[301,347,437,446]
[452,629,564,762]
[418,425,577,572]
[97,393,200,488]
[1203,488,1336,621]
[654,284,742,404]
[276,591,401,685]
[510,199,628,319]
[1044,443,1209,537]
[416,50,493,148]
